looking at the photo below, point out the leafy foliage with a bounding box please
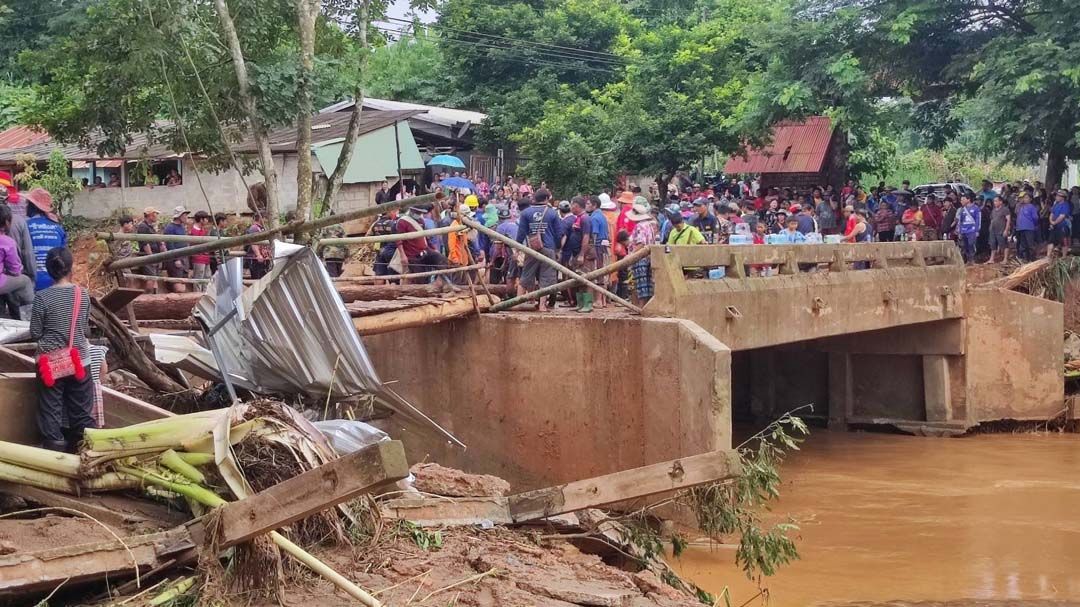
[686,413,807,579]
[364,26,453,105]
[13,149,81,217]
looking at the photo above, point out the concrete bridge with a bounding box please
[644,241,966,350]
[364,241,1063,493]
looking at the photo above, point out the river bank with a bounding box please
[669,431,1080,606]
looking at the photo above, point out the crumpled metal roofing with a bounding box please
[194,243,462,446]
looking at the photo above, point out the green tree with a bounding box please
[364,26,453,105]
[772,0,1080,191]
[516,0,774,195]
[13,149,82,217]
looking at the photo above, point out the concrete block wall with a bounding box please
[363,314,731,491]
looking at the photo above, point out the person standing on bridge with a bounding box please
[986,196,1011,265]
[1048,189,1073,258]
[956,194,981,264]
[1014,192,1040,262]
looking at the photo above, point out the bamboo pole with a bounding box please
[108,191,444,271]
[121,262,485,287]
[98,233,221,244]
[318,225,465,246]
[459,215,642,314]
[335,263,484,283]
[490,246,651,312]
[99,224,467,247]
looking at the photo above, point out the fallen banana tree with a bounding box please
[0,401,408,605]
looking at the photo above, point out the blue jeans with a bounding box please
[960,233,977,263]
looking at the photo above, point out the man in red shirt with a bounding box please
[396,205,455,291]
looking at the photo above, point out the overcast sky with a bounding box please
[384,0,436,25]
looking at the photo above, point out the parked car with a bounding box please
[914,182,977,202]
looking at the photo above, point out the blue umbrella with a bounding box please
[428,154,466,169]
[440,176,476,191]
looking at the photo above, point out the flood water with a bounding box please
[668,431,1080,606]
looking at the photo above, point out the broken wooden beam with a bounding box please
[380,497,513,527]
[0,527,193,596]
[354,294,499,335]
[508,450,742,523]
[195,440,409,549]
[0,483,189,529]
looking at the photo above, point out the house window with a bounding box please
[126,158,183,187]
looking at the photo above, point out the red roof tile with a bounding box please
[0,126,50,151]
[724,116,834,175]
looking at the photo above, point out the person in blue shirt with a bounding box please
[514,190,560,311]
[956,194,981,264]
[584,195,611,310]
[978,180,998,205]
[1015,192,1040,262]
[776,217,808,243]
[1048,189,1073,258]
[24,188,66,291]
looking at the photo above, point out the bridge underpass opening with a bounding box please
[731,334,938,431]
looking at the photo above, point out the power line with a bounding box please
[374,24,619,74]
[375,25,619,73]
[383,15,627,63]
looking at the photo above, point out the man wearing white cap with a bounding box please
[162,206,190,292]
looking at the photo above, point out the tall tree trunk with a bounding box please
[293,0,320,239]
[319,0,371,218]
[1045,138,1067,194]
[214,0,283,228]
[829,129,850,193]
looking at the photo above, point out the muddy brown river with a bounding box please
[668,431,1080,606]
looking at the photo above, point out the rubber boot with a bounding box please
[574,290,586,311]
[577,292,594,313]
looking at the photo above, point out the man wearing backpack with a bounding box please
[515,190,560,311]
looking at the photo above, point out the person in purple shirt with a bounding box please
[0,205,33,317]
[1048,189,1073,258]
[956,195,981,264]
[490,206,519,285]
[1015,192,1040,262]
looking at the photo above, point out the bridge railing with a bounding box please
[651,240,962,278]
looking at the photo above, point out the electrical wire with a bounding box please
[373,24,621,74]
[382,15,627,62]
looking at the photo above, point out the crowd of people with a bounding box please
[353,174,1079,313]
[0,182,103,453]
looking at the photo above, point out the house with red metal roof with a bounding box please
[724,116,846,191]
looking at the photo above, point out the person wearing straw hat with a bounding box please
[25,188,67,291]
[625,200,658,304]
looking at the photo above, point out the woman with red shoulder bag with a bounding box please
[30,247,94,453]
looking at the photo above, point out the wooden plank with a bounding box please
[508,450,742,523]
[380,497,513,527]
[354,294,498,336]
[0,528,192,595]
[99,287,144,314]
[0,483,188,529]
[208,440,409,548]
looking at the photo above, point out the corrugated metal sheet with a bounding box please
[194,243,462,446]
[0,126,50,151]
[724,116,834,175]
